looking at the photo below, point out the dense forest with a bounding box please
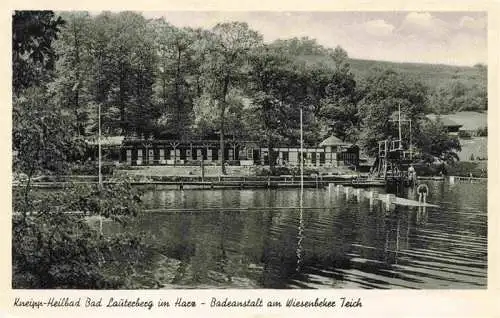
[13,10,486,169]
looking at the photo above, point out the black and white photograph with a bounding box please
[12,10,488,290]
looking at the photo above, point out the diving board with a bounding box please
[393,197,438,207]
[329,184,439,208]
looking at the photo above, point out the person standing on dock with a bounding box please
[408,164,417,185]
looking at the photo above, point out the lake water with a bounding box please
[106,181,487,289]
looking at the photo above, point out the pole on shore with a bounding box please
[297,107,304,272]
[98,103,102,187]
[300,108,304,207]
[98,103,103,236]
[201,159,205,182]
[398,102,402,150]
[409,119,412,160]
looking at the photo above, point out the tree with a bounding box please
[247,45,322,172]
[83,12,157,137]
[12,85,153,290]
[199,22,262,174]
[12,75,154,291]
[271,36,329,56]
[152,20,200,139]
[12,10,65,93]
[13,87,87,214]
[12,178,154,288]
[358,67,428,156]
[12,12,159,289]
[428,75,487,114]
[247,45,294,172]
[50,12,93,136]
[415,118,461,163]
[192,88,251,140]
[318,46,359,142]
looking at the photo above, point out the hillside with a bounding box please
[348,59,486,90]
[459,137,487,161]
[300,54,486,92]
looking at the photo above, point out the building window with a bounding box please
[247,148,253,160]
[282,151,289,163]
[319,152,325,164]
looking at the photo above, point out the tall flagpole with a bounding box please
[97,48,103,236]
[398,102,402,150]
[409,119,412,160]
[297,107,304,272]
[98,103,102,187]
[300,108,303,204]
[98,103,103,236]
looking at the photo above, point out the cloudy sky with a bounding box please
[141,11,487,66]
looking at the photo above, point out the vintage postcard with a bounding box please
[1,0,499,317]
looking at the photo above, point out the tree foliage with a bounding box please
[13,87,88,185]
[12,11,156,289]
[428,79,487,114]
[415,118,462,163]
[198,22,263,173]
[13,11,474,163]
[358,67,428,156]
[12,11,65,93]
[246,45,301,171]
[318,46,359,142]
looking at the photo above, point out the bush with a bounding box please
[70,161,115,175]
[12,178,157,289]
[13,214,120,289]
[254,167,272,176]
[476,126,487,137]
[12,214,160,289]
[447,161,487,178]
[413,163,445,176]
[254,166,319,176]
[458,130,472,139]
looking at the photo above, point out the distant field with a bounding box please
[443,111,487,131]
[427,112,487,161]
[427,111,487,131]
[458,137,487,161]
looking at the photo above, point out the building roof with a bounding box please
[87,136,125,146]
[390,111,409,122]
[426,115,463,128]
[319,135,350,147]
[444,111,487,131]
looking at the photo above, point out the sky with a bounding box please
[140,11,487,66]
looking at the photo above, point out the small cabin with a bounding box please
[426,115,463,135]
[319,135,359,168]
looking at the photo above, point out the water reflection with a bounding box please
[106,181,487,289]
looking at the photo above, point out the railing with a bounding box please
[13,173,372,189]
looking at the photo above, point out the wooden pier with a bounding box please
[328,184,438,208]
[13,172,486,190]
[13,174,387,190]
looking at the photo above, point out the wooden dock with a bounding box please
[328,184,439,208]
[12,174,389,190]
[15,174,485,190]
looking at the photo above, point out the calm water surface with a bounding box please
[107,181,487,289]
